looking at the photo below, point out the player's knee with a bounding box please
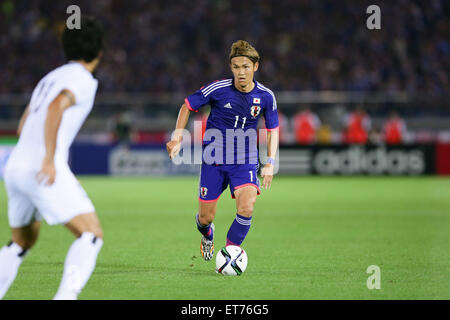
[237,196,256,217]
[237,203,254,217]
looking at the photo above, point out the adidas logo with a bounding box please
[224,103,232,109]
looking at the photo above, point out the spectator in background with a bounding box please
[0,1,447,96]
[343,107,371,144]
[108,111,133,146]
[316,123,333,144]
[383,111,407,145]
[368,126,384,145]
[293,107,321,145]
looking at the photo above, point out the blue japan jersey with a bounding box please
[185,79,279,165]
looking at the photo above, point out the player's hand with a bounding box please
[36,156,56,186]
[166,139,182,159]
[261,163,274,189]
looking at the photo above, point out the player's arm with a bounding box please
[261,93,279,189]
[166,103,191,159]
[17,104,30,136]
[261,129,279,189]
[36,89,76,185]
[167,85,211,159]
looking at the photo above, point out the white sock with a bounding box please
[0,242,27,299]
[54,232,103,300]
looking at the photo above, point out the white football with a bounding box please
[215,245,248,276]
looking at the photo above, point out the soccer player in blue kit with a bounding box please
[166,40,279,260]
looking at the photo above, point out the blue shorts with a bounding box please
[198,163,261,202]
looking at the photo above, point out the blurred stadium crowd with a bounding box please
[0,0,448,94]
[0,0,449,145]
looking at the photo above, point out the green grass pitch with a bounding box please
[0,176,449,300]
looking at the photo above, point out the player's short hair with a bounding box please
[62,16,104,63]
[229,40,260,65]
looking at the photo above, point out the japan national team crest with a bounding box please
[250,105,261,118]
[200,187,208,197]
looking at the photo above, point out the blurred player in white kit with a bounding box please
[0,16,104,300]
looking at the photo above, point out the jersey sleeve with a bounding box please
[263,93,279,131]
[62,81,84,104]
[184,86,212,112]
[61,71,97,105]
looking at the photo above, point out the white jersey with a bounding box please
[7,62,98,170]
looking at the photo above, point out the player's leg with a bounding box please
[227,186,257,246]
[227,165,260,246]
[0,169,40,299]
[30,166,103,300]
[197,200,218,261]
[11,221,41,250]
[53,212,103,300]
[197,164,226,260]
[197,200,217,240]
[0,221,40,299]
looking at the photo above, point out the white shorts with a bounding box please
[4,164,95,228]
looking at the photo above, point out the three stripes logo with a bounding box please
[224,102,232,109]
[201,79,232,97]
[235,215,252,226]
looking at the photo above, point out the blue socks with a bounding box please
[196,213,253,246]
[195,213,213,241]
[226,213,252,246]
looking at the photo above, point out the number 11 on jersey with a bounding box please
[234,115,247,129]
